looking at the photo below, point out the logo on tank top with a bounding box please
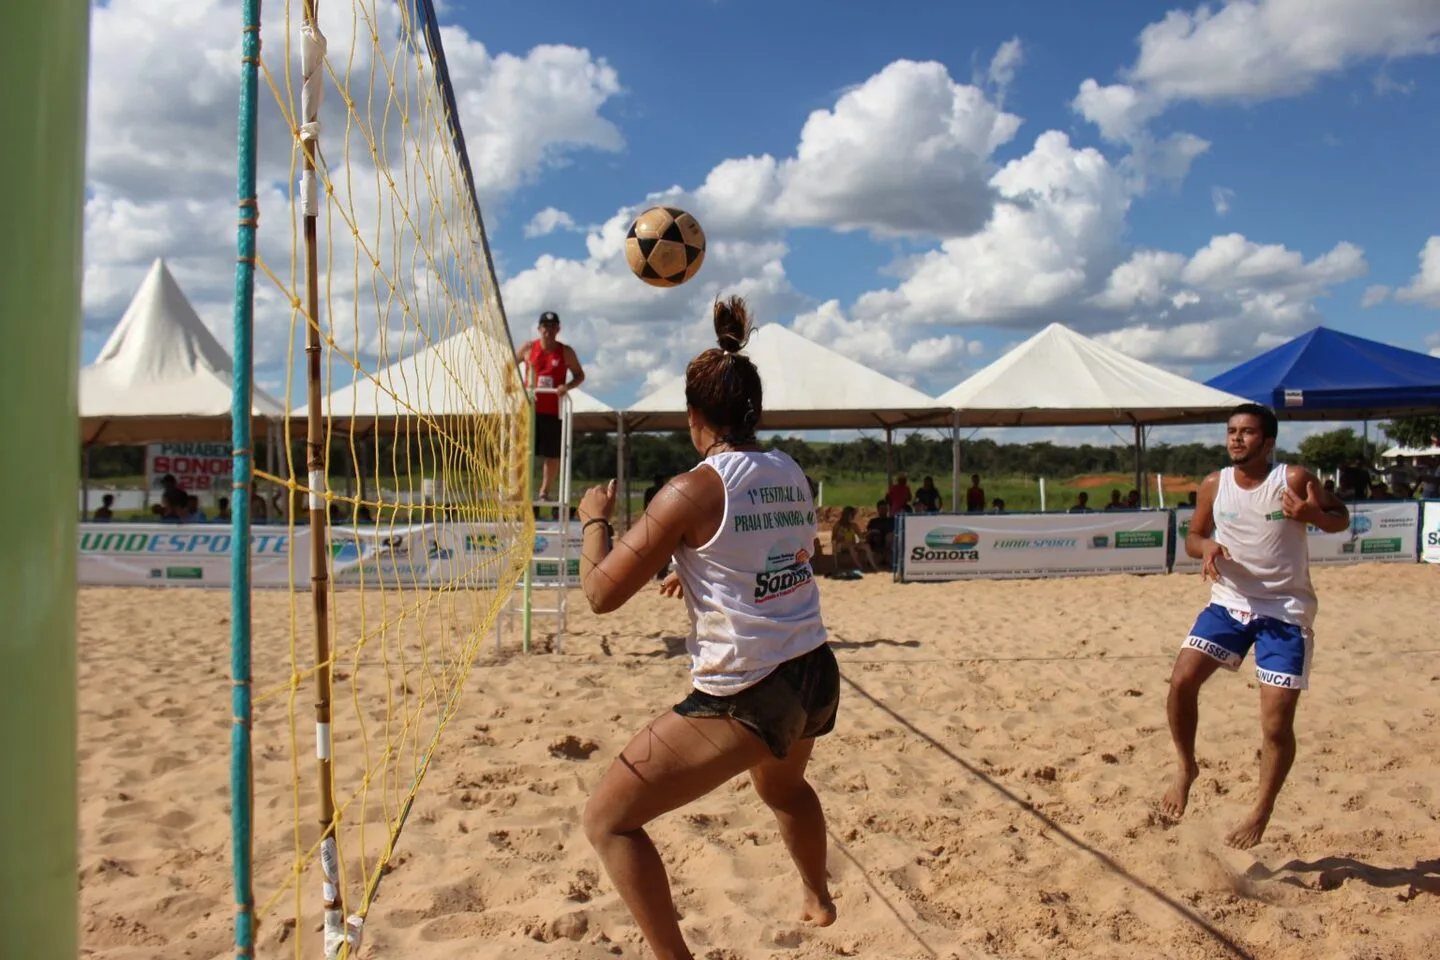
[754,537,814,603]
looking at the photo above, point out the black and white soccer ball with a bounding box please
[624,206,706,288]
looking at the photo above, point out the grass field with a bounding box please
[620,471,1199,516]
[83,471,1205,525]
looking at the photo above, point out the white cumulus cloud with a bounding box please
[791,300,981,388]
[81,3,1393,414]
[1394,236,1440,308]
[498,54,1377,402]
[982,37,1025,105]
[1126,0,1440,104]
[1361,284,1391,307]
[1073,0,1440,191]
[774,59,1023,238]
[524,207,581,238]
[649,59,1023,241]
[82,0,625,387]
[783,125,1367,377]
[1211,186,1235,216]
[494,57,1037,400]
[849,131,1133,329]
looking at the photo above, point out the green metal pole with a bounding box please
[0,1,89,957]
[522,402,536,654]
[230,0,261,956]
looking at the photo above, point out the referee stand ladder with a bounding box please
[498,384,575,654]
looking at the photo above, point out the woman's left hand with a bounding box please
[578,478,617,524]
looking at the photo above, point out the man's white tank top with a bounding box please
[1209,463,1317,628]
[670,449,829,696]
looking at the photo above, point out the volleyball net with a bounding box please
[230,1,533,956]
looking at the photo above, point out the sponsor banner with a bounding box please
[1172,507,1202,574]
[145,442,233,495]
[1304,500,1419,565]
[77,523,296,587]
[1172,502,1420,573]
[1423,501,1440,565]
[897,511,1170,582]
[515,523,582,585]
[77,521,579,589]
[326,522,581,587]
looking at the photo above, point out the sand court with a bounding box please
[78,562,1440,959]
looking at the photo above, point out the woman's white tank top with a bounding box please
[1209,463,1318,628]
[670,450,829,696]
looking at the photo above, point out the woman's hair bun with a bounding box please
[713,295,751,354]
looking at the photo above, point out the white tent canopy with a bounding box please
[1381,445,1440,459]
[624,323,949,431]
[292,326,616,433]
[934,323,1252,426]
[79,258,286,443]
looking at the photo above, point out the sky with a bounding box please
[80,0,1440,449]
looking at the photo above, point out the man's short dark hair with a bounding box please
[1230,402,1278,439]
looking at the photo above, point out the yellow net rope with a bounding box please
[246,1,533,955]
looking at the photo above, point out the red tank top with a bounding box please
[527,340,568,415]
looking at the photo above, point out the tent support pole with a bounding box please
[1133,423,1144,507]
[616,415,629,530]
[950,412,960,514]
[885,427,893,489]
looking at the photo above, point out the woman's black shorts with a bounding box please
[672,642,840,760]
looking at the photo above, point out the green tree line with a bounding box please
[602,431,1253,485]
[81,415,1436,487]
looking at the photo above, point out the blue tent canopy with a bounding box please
[1205,326,1440,418]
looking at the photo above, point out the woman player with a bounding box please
[575,295,839,959]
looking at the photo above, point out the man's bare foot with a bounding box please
[1159,763,1199,820]
[1225,808,1271,849]
[1157,765,1203,817]
[800,889,836,927]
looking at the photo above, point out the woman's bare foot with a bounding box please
[1225,808,1272,849]
[1159,762,1199,820]
[801,888,837,927]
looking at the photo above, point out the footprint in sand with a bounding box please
[80,857,136,883]
[155,809,196,830]
[100,799,154,822]
[149,753,190,777]
[384,907,427,930]
[544,911,590,942]
[110,736,148,758]
[761,925,806,949]
[417,911,507,942]
[548,734,600,760]
[564,867,600,903]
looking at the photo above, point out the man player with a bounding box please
[516,311,585,508]
[1161,403,1349,849]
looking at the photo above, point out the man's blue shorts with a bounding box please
[1182,603,1313,690]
